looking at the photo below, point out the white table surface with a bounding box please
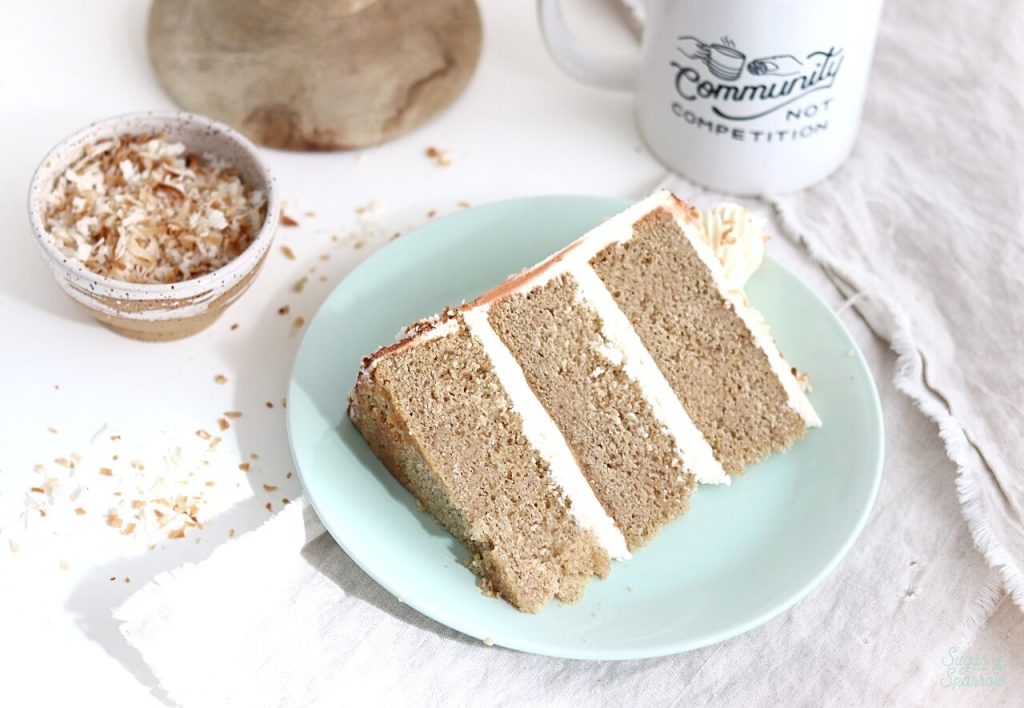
[0,1,669,705]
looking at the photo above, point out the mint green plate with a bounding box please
[287,196,883,660]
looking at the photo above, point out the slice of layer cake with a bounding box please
[348,190,820,612]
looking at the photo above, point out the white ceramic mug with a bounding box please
[539,0,885,195]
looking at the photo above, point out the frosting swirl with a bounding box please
[699,203,767,289]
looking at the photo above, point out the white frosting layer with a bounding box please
[700,203,766,289]
[570,264,730,485]
[461,306,632,561]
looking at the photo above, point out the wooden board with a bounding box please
[148,0,482,150]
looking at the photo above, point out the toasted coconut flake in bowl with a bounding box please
[29,111,280,341]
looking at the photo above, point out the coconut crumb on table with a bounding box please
[262,483,277,493]
[43,133,266,284]
[224,411,242,419]
[280,245,296,260]
[213,374,228,385]
[280,212,299,227]
[278,305,290,316]
[355,200,380,216]
[425,146,453,167]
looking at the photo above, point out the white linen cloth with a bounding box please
[116,1,1024,704]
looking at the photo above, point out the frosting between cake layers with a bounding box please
[461,306,632,561]
[570,264,730,486]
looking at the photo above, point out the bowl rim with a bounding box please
[27,109,280,297]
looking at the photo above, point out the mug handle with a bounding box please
[537,0,640,91]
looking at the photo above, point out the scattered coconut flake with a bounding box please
[280,245,296,259]
[425,146,453,167]
[355,200,380,217]
[213,374,228,385]
[280,212,299,227]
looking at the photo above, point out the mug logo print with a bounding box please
[677,36,804,81]
[670,36,844,121]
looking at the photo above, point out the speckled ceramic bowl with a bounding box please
[28,111,280,341]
